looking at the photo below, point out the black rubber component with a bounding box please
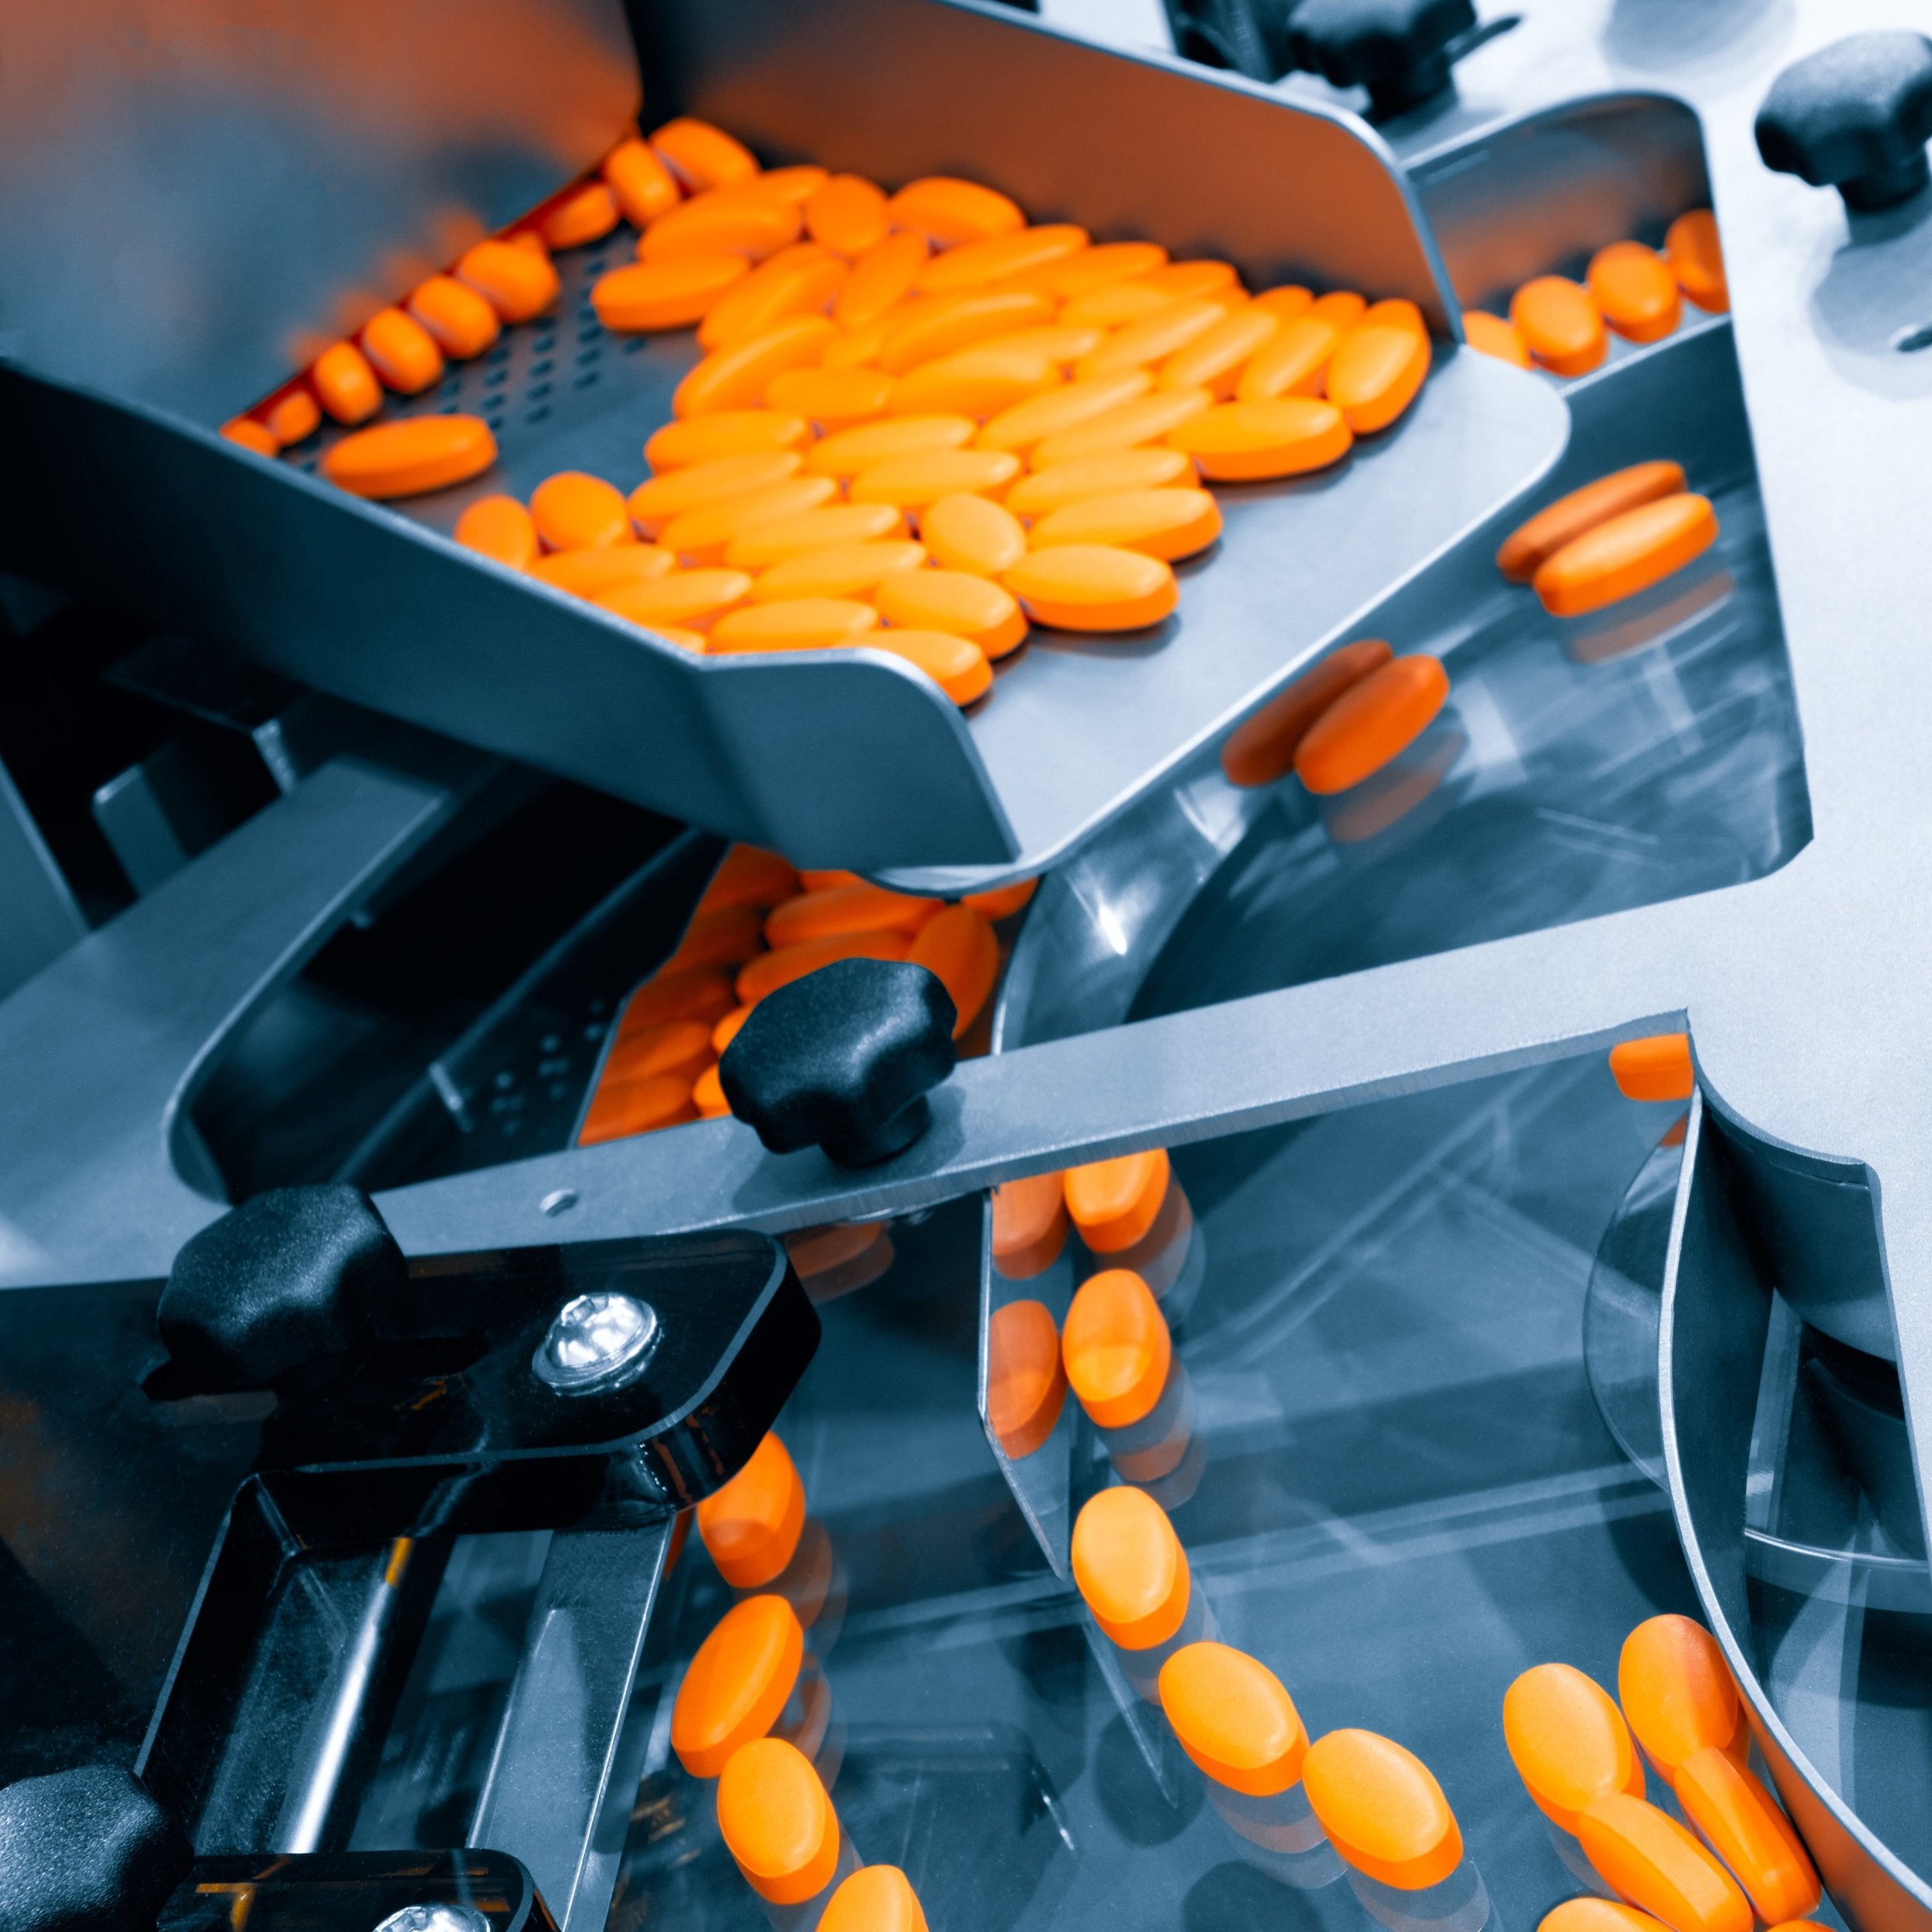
[157,1183,407,1391]
[0,1766,191,1931]
[1288,0,1475,116]
[719,957,957,1167]
[1163,0,1303,80]
[1755,31,1932,211]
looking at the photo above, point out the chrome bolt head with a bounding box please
[372,1906,491,1932]
[531,1290,659,1395]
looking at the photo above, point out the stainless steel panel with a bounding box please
[0,756,83,999]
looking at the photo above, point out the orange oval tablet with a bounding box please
[922,492,1027,574]
[991,1175,1069,1280]
[851,448,1021,510]
[1543,1902,1673,1932]
[1031,386,1212,467]
[701,246,846,351]
[1063,1267,1171,1428]
[765,365,893,430]
[1061,281,1191,331]
[1504,1662,1645,1833]
[531,471,634,551]
[697,1430,807,1588]
[322,414,495,499]
[604,137,682,227]
[751,539,927,603]
[701,845,799,916]
[806,414,974,478]
[836,229,931,330]
[693,1063,731,1116]
[542,181,620,250]
[1170,397,1352,480]
[672,900,771,972]
[862,629,993,704]
[661,478,841,562]
[1042,241,1169,298]
[1463,310,1530,367]
[1029,487,1221,562]
[890,344,1060,419]
[1511,276,1606,377]
[1609,1035,1694,1102]
[1356,298,1426,337]
[766,882,936,949]
[728,502,908,566]
[878,290,1056,375]
[710,598,880,654]
[598,569,753,633]
[976,371,1153,455]
[1159,1643,1309,1796]
[1578,1793,1752,1932]
[1295,654,1448,795]
[1007,447,1193,516]
[407,275,500,361]
[1303,1730,1462,1890]
[717,1736,840,1906]
[674,315,837,418]
[907,901,999,1034]
[456,238,559,323]
[1237,316,1341,402]
[1253,284,1314,322]
[646,412,810,478]
[1325,324,1430,433]
[746,165,828,208]
[1589,242,1681,344]
[672,1593,806,1779]
[712,1004,756,1058]
[360,307,444,394]
[650,118,758,193]
[1535,492,1716,616]
[312,341,382,425]
[1159,305,1282,397]
[918,224,1088,294]
[1675,1746,1818,1924]
[1497,462,1687,582]
[1221,639,1394,788]
[605,1016,718,1086]
[1310,290,1367,330]
[530,545,676,598]
[806,174,891,257]
[263,389,320,446]
[820,1866,929,1932]
[737,929,911,1004]
[1620,1615,1741,1775]
[1003,545,1177,632]
[987,1296,1067,1457]
[456,494,538,570]
[629,451,806,537]
[222,417,277,456]
[578,1070,699,1143]
[887,176,1024,247]
[875,569,1027,658]
[594,254,750,331]
[1666,211,1727,314]
[1077,301,1228,383]
[1070,1482,1190,1648]
[1065,1149,1170,1252]
[619,967,736,1035]
[971,323,1105,368]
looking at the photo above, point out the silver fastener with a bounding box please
[372,1906,491,1932]
[532,1290,659,1395]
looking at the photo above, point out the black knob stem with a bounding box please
[0,1766,191,1930]
[1288,0,1475,118]
[1756,31,1932,212]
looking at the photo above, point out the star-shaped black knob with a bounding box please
[0,1767,190,1930]
[1756,31,1932,211]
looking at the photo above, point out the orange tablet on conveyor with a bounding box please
[1309,290,1367,330]
[869,629,994,705]
[1511,276,1606,377]
[1007,448,1193,516]
[807,414,975,478]
[312,341,382,425]
[1062,280,1193,331]
[887,175,1024,247]
[1070,1483,1190,1648]
[1159,305,1282,397]
[1497,462,1687,582]
[647,410,810,473]
[1159,1642,1309,1796]
[991,1175,1069,1280]
[1674,1745,1819,1924]
[700,246,846,351]
[1294,655,1449,795]
[1077,300,1229,379]
[976,372,1153,454]
[709,598,881,654]
[1253,284,1314,321]
[728,502,909,565]
[619,966,736,1035]
[603,1017,716,1087]
[321,416,496,499]
[907,902,999,1032]
[594,255,751,332]
[874,569,1027,658]
[598,569,753,633]
[1578,1793,1752,1932]
[918,224,1088,294]
[674,315,837,418]
[456,495,539,570]
[650,117,759,193]
[766,882,937,949]
[1221,640,1394,789]
[717,1736,841,1906]
[1542,1899,1673,1932]
[986,1297,1067,1456]
[360,308,443,394]
[877,290,1056,374]
[820,1865,929,1932]
[701,846,799,915]
[456,238,559,322]
[1533,494,1717,617]
[1065,1150,1171,1253]
[1504,1662,1645,1832]
[849,449,1021,510]
[1236,316,1341,402]
[1588,242,1682,344]
[542,181,619,250]
[1003,545,1177,631]
[668,902,768,973]
[408,275,501,358]
[1463,311,1530,367]
[750,165,829,206]
[602,138,681,227]
[751,540,928,603]
[890,344,1061,419]
[1666,212,1728,312]
[1619,1615,1742,1775]
[1040,240,1168,298]
[697,1431,807,1588]
[661,478,840,563]
[530,545,676,599]
[738,929,913,1005]
[807,174,892,258]
[672,1594,806,1779]
[922,492,1028,575]
[1031,387,1213,467]
[1324,323,1430,434]
[259,390,317,448]
[1063,1267,1172,1428]
[837,229,931,329]
[627,451,806,536]
[531,471,634,551]
[1028,488,1221,562]
[1168,397,1352,480]
[578,1070,699,1143]
[693,1063,730,1116]
[975,323,1106,368]
[1609,1035,1694,1102]
[1302,1729,1463,1889]
[1145,260,1243,302]
[222,418,277,456]
[765,365,894,431]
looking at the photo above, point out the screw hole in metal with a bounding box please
[541,1187,578,1217]
[1893,321,1932,353]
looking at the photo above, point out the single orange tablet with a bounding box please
[674,315,837,418]
[531,471,634,551]
[456,494,538,570]
[887,176,1024,247]
[221,416,277,456]
[530,545,676,598]
[1040,240,1169,298]
[807,174,891,257]
[1303,1730,1463,1891]
[1065,1149,1170,1252]
[1169,397,1352,480]
[1007,448,1193,516]
[877,290,1056,375]
[717,1736,841,1906]
[628,450,806,537]
[1028,487,1221,562]
[407,275,500,359]
[868,629,993,705]
[1504,1662,1645,1833]
[263,389,320,446]
[1159,305,1282,397]
[1675,1746,1818,1925]
[765,365,894,430]
[806,414,975,478]
[1063,1267,1172,1429]
[1620,1615,1742,1776]
[918,224,1088,294]
[693,1063,731,1116]
[650,118,759,192]
[987,1297,1068,1458]
[971,323,1105,368]
[619,966,736,1035]
[604,137,682,227]
[312,341,382,425]
[1221,640,1394,788]
[728,502,908,566]
[696,1431,807,1588]
[1295,654,1448,795]
[1497,462,1687,582]
[360,308,444,394]
[751,539,928,603]
[1159,1643,1309,1796]
[1666,212,1727,313]
[749,165,829,207]
[647,410,810,473]
[598,569,753,633]
[669,904,772,975]
[701,846,800,915]
[907,902,999,1033]
[1589,242,1682,344]
[672,1593,806,1779]
[542,181,620,249]
[661,477,841,562]
[700,246,846,351]
[922,492,1027,574]
[594,254,750,331]
[1080,301,1230,384]
[322,415,495,499]
[604,1016,717,1085]
[1062,280,1193,331]
[1031,387,1213,467]
[1464,311,1530,367]
[710,598,880,654]
[1512,276,1606,376]
[456,238,559,322]
[850,448,1021,510]
[875,569,1027,658]
[1003,545,1177,631]
[1578,1793,1752,1932]
[1609,1035,1694,1102]
[1535,494,1717,616]
[1237,316,1341,402]
[820,1866,929,1932]
[1144,260,1243,302]
[1542,1900,1673,1932]
[1070,1483,1190,1648]
[766,881,936,949]
[836,230,931,330]
[737,929,912,1006]
[890,344,1061,419]
[578,1070,698,1143]
[1325,324,1430,433]
[1253,284,1315,321]
[991,1175,1069,1280]
[976,372,1153,455]
[1309,290,1367,330]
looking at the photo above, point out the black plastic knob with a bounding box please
[1289,0,1475,117]
[1756,32,1932,211]
[0,1767,192,1931]
[1163,0,1302,81]
[157,1183,407,1391]
[719,957,956,1166]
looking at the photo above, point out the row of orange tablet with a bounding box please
[1463,213,1729,379]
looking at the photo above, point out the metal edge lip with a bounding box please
[1403,85,1710,181]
